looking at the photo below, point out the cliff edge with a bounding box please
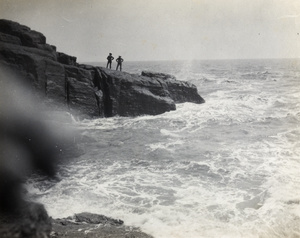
[0,19,204,119]
[0,19,204,238]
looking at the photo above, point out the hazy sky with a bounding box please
[1,0,300,62]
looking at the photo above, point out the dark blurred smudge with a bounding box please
[0,66,77,214]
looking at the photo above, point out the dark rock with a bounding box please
[95,89,105,117]
[57,52,77,66]
[44,60,66,106]
[0,18,205,119]
[0,19,203,238]
[65,65,99,118]
[0,41,56,63]
[37,43,57,55]
[0,32,21,45]
[98,68,176,117]
[0,42,57,94]
[78,63,96,71]
[164,78,205,104]
[51,213,153,238]
[74,212,124,225]
[0,19,46,48]
[141,70,176,80]
[142,70,205,104]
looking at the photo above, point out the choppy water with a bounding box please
[26,59,300,238]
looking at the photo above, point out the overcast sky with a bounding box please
[1,0,299,62]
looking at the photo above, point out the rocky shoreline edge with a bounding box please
[0,201,153,238]
[0,19,205,238]
[51,212,153,238]
[0,19,204,119]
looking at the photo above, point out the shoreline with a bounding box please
[51,212,153,238]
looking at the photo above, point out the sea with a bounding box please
[26,59,300,238]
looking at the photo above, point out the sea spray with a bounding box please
[26,59,300,238]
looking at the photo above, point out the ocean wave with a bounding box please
[25,59,300,238]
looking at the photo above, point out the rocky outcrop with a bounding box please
[65,65,99,117]
[97,68,176,117]
[0,70,152,237]
[51,212,153,238]
[0,19,204,118]
[0,206,153,238]
[142,70,205,104]
[1,19,196,238]
[57,52,77,66]
[0,19,46,48]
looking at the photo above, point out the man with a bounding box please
[116,56,124,71]
[106,53,114,69]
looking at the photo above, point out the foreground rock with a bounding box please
[51,212,153,238]
[0,19,205,118]
[0,205,153,238]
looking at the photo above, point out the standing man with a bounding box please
[106,53,114,69]
[116,56,124,71]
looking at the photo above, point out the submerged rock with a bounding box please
[0,19,205,118]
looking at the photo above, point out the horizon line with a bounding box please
[81,57,300,64]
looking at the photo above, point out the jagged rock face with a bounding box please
[65,65,99,117]
[44,60,66,105]
[0,19,46,48]
[0,19,204,118]
[142,70,205,104]
[0,32,22,45]
[141,70,177,80]
[0,19,97,118]
[57,52,77,66]
[98,68,176,117]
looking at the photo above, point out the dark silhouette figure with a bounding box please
[106,53,114,69]
[116,56,124,71]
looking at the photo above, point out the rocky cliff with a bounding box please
[0,19,204,119]
[0,19,205,237]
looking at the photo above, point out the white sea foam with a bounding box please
[26,59,300,238]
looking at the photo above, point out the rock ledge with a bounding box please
[0,19,205,118]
